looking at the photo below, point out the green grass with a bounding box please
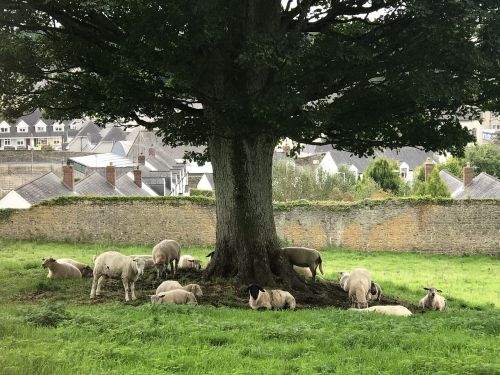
[0,240,498,374]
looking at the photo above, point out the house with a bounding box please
[197,173,215,191]
[438,164,500,199]
[0,164,157,209]
[0,110,81,150]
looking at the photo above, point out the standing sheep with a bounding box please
[349,305,412,317]
[246,284,296,310]
[282,247,324,281]
[370,282,382,302]
[129,255,155,269]
[178,255,202,270]
[156,280,203,298]
[90,251,146,302]
[57,258,93,277]
[150,290,198,305]
[348,268,372,308]
[152,239,181,279]
[339,271,350,292]
[42,258,82,279]
[419,287,447,311]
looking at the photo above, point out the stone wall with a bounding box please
[0,198,498,255]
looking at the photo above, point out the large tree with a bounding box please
[0,1,498,287]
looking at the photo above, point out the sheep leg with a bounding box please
[130,280,137,300]
[122,278,130,302]
[170,260,175,276]
[174,258,179,274]
[310,266,316,281]
[90,273,99,299]
[96,275,107,296]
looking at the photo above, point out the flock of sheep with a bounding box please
[41,242,448,316]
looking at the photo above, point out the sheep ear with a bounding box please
[188,259,194,263]
[437,289,442,293]
[423,287,429,290]
[258,286,265,292]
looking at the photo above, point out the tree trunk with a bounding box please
[204,133,300,288]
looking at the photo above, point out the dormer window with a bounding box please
[0,126,9,133]
[17,127,28,132]
[36,126,46,132]
[53,124,64,132]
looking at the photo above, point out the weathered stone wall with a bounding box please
[0,198,498,255]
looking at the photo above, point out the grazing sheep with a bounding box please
[150,290,198,305]
[57,258,93,278]
[338,271,350,292]
[370,282,382,302]
[419,287,447,311]
[90,251,146,302]
[152,239,181,279]
[282,247,324,281]
[293,265,313,278]
[349,305,412,317]
[348,268,372,309]
[246,284,296,310]
[155,280,203,297]
[129,255,155,269]
[178,255,202,270]
[42,258,82,279]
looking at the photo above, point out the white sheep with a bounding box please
[282,247,324,281]
[293,265,313,278]
[129,255,155,269]
[90,251,146,302]
[349,305,412,317]
[152,239,181,279]
[155,280,203,298]
[178,255,202,270]
[338,271,350,292]
[348,268,372,308]
[150,290,198,305]
[57,258,93,277]
[246,284,296,310]
[42,258,82,279]
[419,287,447,311]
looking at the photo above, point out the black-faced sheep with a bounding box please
[282,247,324,281]
[57,258,93,277]
[90,251,146,302]
[42,258,82,279]
[152,239,181,279]
[246,284,296,310]
[150,290,198,305]
[370,282,382,302]
[419,287,447,311]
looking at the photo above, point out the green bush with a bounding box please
[22,301,71,327]
[190,189,216,198]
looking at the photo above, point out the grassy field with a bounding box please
[0,240,498,374]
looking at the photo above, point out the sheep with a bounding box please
[338,271,350,292]
[419,287,447,311]
[293,265,313,278]
[348,268,372,308]
[57,258,93,277]
[42,258,82,279]
[150,290,198,305]
[178,255,202,270]
[370,282,382,302]
[246,284,296,310]
[90,251,146,302]
[129,255,155,269]
[152,239,181,279]
[155,280,203,298]
[349,305,412,317]
[282,247,324,281]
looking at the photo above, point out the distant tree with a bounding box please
[354,177,384,200]
[413,168,450,197]
[365,158,401,193]
[464,144,500,178]
[436,157,465,179]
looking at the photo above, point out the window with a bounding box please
[53,139,60,144]
[3,139,11,146]
[17,127,28,132]
[36,126,46,132]
[0,127,9,133]
[70,124,78,130]
[38,139,48,145]
[53,125,64,132]
[17,139,24,146]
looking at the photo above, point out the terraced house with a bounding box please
[0,110,80,150]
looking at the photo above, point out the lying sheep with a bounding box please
[90,251,146,302]
[57,258,93,277]
[348,268,372,308]
[155,280,203,298]
[339,271,350,292]
[370,282,382,302]
[349,305,412,317]
[42,258,82,279]
[150,290,198,305]
[152,239,181,279]
[178,255,202,270]
[419,287,447,311]
[293,265,313,278]
[282,247,324,281]
[129,255,155,269]
[246,284,296,310]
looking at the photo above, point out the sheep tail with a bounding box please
[318,256,324,275]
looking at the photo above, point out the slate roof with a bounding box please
[74,173,120,196]
[14,172,73,204]
[439,170,463,195]
[453,173,500,199]
[115,174,155,196]
[71,121,102,144]
[295,153,326,168]
[0,110,67,139]
[99,126,127,143]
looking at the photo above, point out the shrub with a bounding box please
[22,301,71,327]
[190,189,215,198]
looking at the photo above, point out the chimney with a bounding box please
[62,163,74,191]
[138,154,145,165]
[463,163,474,187]
[424,158,434,182]
[148,147,156,158]
[133,167,142,187]
[106,162,116,186]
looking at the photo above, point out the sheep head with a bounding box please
[188,259,202,270]
[246,284,265,300]
[132,258,146,277]
[41,258,56,268]
[81,265,94,278]
[423,287,442,297]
